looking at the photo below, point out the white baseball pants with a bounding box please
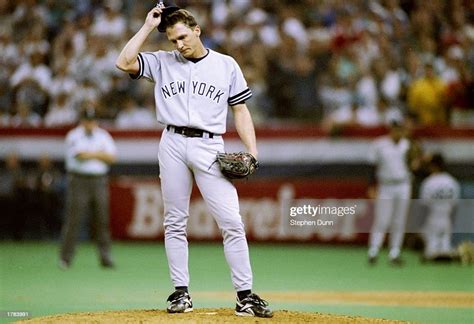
[368,182,412,259]
[158,128,253,291]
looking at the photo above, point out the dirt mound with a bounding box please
[20,308,406,323]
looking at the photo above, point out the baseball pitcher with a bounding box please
[115,1,272,318]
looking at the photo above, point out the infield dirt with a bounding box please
[19,290,473,323]
[19,308,407,323]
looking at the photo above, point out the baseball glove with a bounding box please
[457,241,474,266]
[215,152,259,179]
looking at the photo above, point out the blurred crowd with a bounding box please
[0,0,473,129]
[0,151,64,240]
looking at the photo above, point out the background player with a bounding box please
[367,119,419,266]
[115,3,272,318]
[59,108,117,269]
[420,153,461,261]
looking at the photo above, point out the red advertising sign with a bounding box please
[109,178,371,243]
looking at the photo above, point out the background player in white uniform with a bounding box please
[367,120,418,266]
[115,4,272,318]
[420,153,461,260]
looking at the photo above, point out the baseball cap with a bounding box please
[430,153,446,169]
[388,115,404,128]
[80,107,97,120]
[157,1,180,33]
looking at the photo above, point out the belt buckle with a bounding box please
[174,126,205,138]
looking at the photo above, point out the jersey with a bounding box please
[369,136,411,184]
[132,49,252,134]
[65,126,117,176]
[420,172,461,215]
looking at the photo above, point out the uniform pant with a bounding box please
[159,128,252,292]
[422,203,455,258]
[369,182,411,259]
[59,174,112,264]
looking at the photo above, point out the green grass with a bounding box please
[0,242,473,323]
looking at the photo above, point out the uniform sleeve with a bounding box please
[65,131,79,159]
[130,52,161,82]
[419,178,429,200]
[102,131,117,156]
[452,179,461,200]
[368,140,378,165]
[227,58,252,106]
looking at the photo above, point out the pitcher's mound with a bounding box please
[20,308,405,323]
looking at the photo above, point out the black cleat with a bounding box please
[166,290,193,313]
[390,257,405,267]
[235,293,273,318]
[368,256,378,265]
[101,259,115,269]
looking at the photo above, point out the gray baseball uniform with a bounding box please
[368,135,412,260]
[420,172,460,258]
[132,48,253,291]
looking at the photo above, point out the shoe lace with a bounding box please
[246,293,269,307]
[167,290,188,302]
